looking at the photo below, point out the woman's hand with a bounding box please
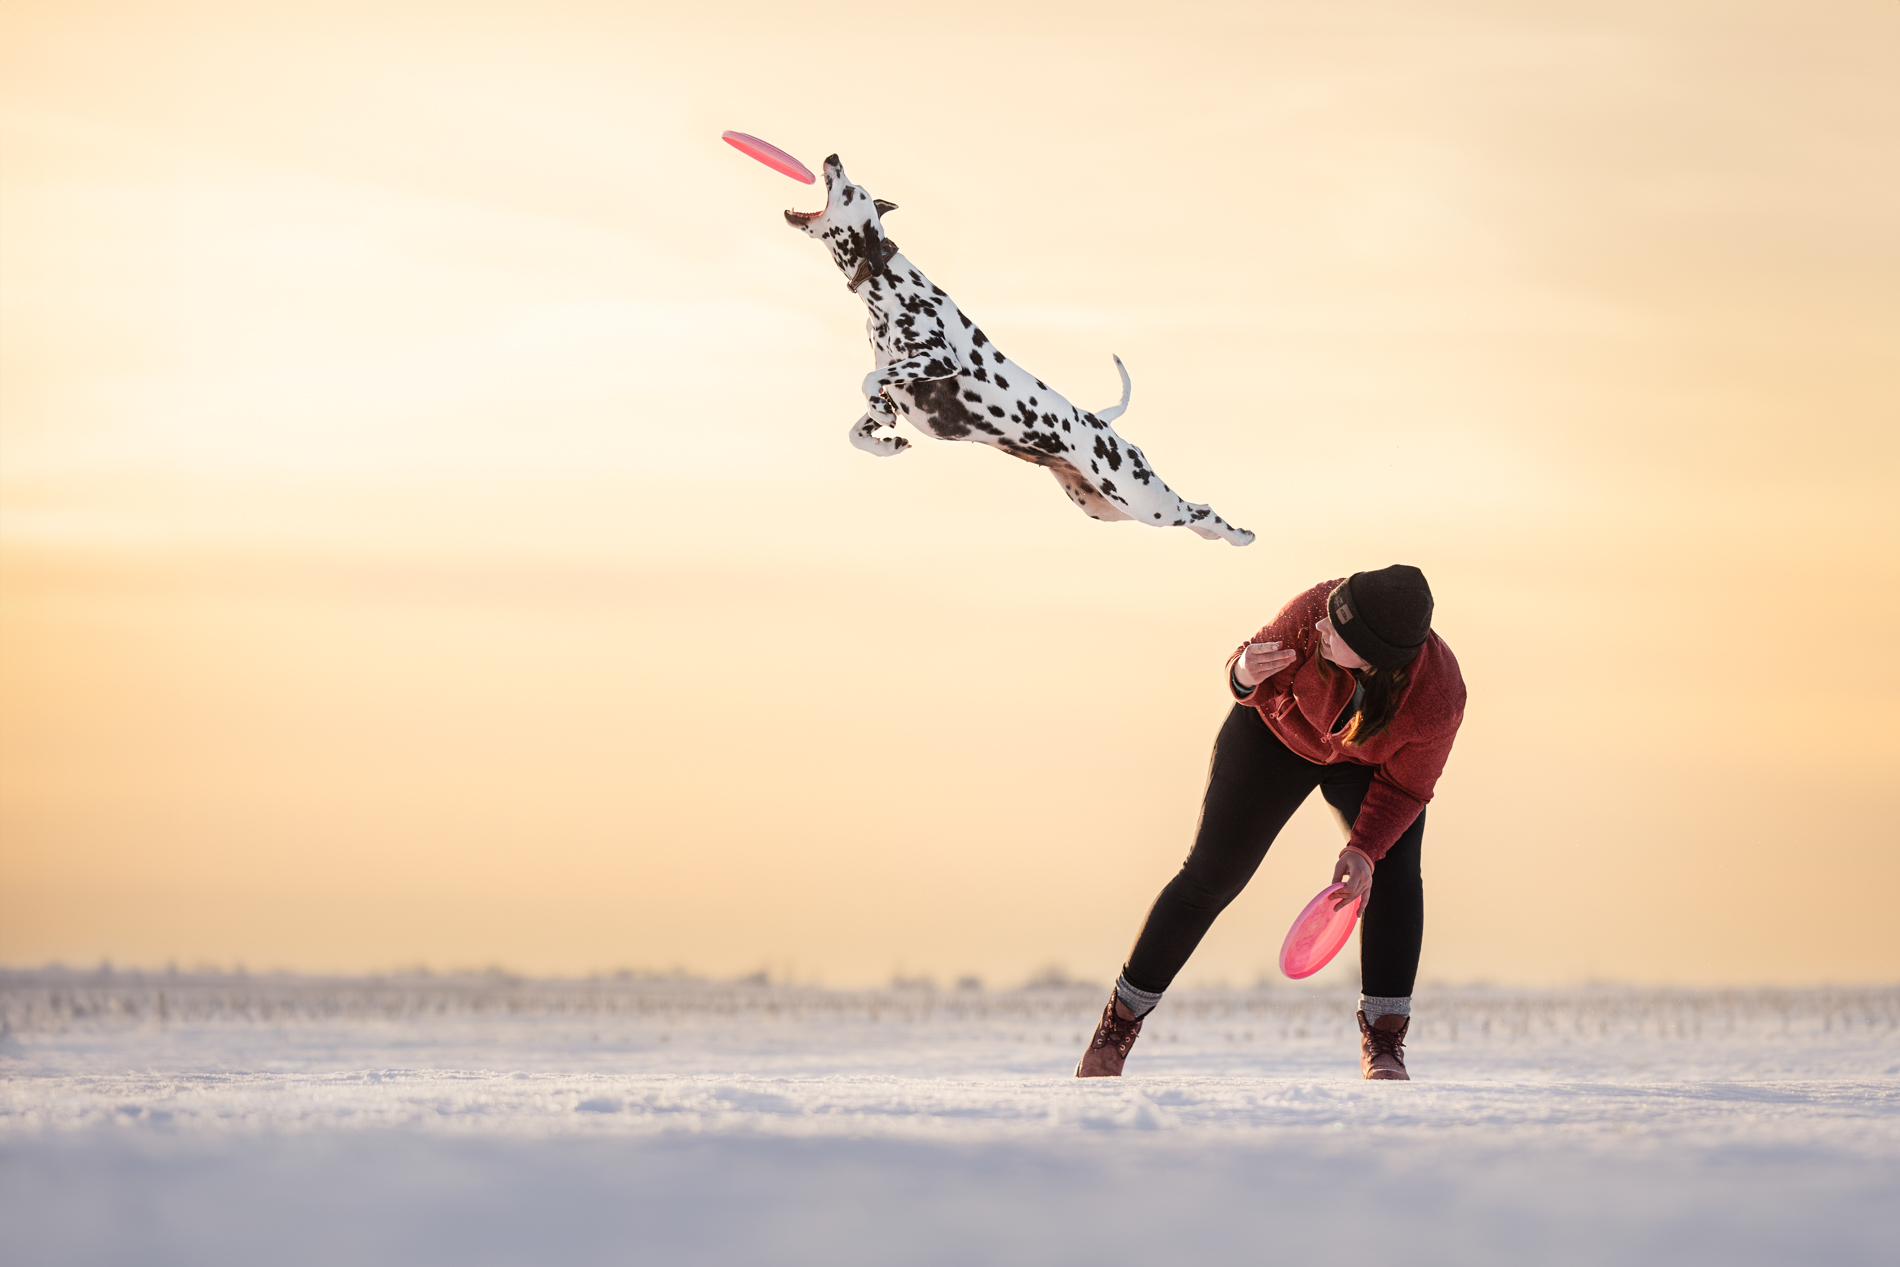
[1331,848,1373,912]
[1233,640,1296,689]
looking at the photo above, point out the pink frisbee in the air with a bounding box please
[721,131,816,184]
[1279,883,1363,979]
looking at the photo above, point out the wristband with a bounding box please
[1340,845,1375,867]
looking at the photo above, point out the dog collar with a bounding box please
[847,229,901,293]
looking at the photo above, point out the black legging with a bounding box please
[1123,704,1425,999]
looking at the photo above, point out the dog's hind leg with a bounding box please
[1047,463,1135,523]
[1093,435,1256,546]
[848,413,910,457]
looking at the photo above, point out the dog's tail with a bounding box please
[1094,354,1132,424]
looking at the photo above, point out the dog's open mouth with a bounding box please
[784,206,823,227]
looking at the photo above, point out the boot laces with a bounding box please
[1092,1002,1143,1057]
[1366,1022,1406,1061]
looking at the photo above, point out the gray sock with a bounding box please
[1114,974,1163,1019]
[1361,995,1411,1024]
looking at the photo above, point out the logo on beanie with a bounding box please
[1335,601,1354,624]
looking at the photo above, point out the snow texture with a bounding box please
[3,972,1897,1266]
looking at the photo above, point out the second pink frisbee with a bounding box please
[721,131,816,184]
[1279,883,1362,979]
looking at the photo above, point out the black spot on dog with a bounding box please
[995,376,1009,390]
[988,405,1005,417]
[958,312,972,328]
[999,437,1071,467]
[992,351,1005,364]
[910,377,989,439]
[971,328,988,348]
[1093,435,1122,472]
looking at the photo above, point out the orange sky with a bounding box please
[3,0,1896,986]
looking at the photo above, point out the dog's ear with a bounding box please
[874,199,898,217]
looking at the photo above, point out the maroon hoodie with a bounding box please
[1225,580,1466,862]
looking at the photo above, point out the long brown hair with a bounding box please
[1341,665,1408,745]
[1317,649,1408,746]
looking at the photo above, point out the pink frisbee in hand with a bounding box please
[721,131,816,184]
[1279,883,1362,979]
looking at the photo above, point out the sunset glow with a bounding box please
[3,0,1896,985]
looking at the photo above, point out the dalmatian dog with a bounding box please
[785,156,1254,546]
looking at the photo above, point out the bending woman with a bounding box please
[1076,565,1465,1081]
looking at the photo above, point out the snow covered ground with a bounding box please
[4,973,1897,1266]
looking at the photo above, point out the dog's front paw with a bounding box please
[848,414,910,458]
[861,373,899,422]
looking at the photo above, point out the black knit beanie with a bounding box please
[1327,565,1434,670]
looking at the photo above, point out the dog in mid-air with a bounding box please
[784,156,1254,546]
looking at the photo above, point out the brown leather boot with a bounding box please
[1075,997,1144,1077]
[1358,1010,1410,1080]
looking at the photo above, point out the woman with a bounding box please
[1076,565,1465,1081]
